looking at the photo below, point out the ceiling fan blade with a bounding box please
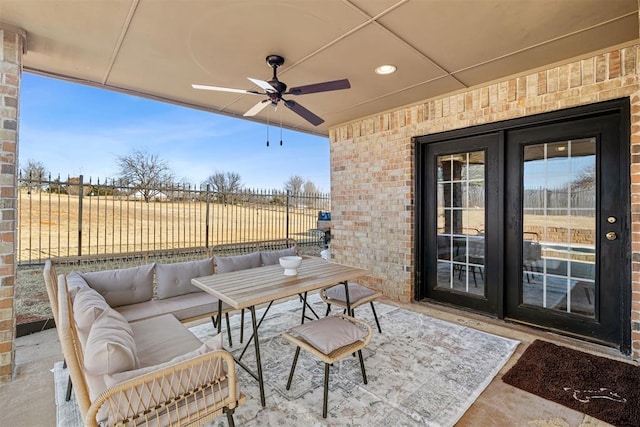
[286,79,350,95]
[247,77,277,93]
[243,99,271,117]
[284,100,324,126]
[192,84,261,95]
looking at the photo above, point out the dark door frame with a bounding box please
[414,98,631,353]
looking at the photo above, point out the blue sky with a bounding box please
[19,73,331,192]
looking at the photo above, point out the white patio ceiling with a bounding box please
[0,0,638,136]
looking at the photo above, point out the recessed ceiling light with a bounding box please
[375,64,397,75]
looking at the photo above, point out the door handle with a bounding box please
[606,231,617,241]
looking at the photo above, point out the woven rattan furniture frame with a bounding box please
[283,314,373,418]
[320,283,383,333]
[43,260,75,401]
[56,277,244,426]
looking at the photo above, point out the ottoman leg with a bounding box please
[323,362,330,418]
[358,349,367,384]
[286,347,301,390]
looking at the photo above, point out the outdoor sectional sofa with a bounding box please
[45,239,297,426]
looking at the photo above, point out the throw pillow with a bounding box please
[73,286,110,346]
[83,307,139,375]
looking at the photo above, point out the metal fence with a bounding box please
[18,174,330,265]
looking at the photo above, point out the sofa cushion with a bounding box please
[288,315,369,354]
[73,286,110,347]
[214,251,261,273]
[84,307,139,375]
[115,292,231,323]
[156,258,214,300]
[130,314,203,368]
[66,271,89,301]
[103,333,224,387]
[323,283,379,304]
[260,246,296,266]
[81,263,155,307]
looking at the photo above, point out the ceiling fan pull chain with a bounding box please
[266,110,270,147]
[280,108,283,146]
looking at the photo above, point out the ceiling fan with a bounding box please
[192,54,350,126]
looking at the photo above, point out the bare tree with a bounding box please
[571,164,596,190]
[203,171,242,204]
[303,180,318,194]
[20,159,47,193]
[284,175,305,195]
[116,149,174,202]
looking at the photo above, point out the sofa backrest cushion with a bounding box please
[73,286,110,348]
[214,251,261,273]
[66,271,90,301]
[260,246,296,266]
[81,263,155,307]
[83,307,139,376]
[156,257,214,300]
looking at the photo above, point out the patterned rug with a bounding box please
[54,295,519,426]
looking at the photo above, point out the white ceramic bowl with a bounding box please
[279,256,302,276]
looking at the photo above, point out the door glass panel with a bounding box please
[522,138,596,317]
[436,151,485,295]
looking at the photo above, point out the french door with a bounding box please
[415,99,630,352]
[418,133,501,314]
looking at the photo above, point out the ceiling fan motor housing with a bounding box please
[266,54,285,68]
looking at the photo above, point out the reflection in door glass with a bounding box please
[522,138,596,318]
[436,151,485,296]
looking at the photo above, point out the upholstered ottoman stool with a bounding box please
[320,283,383,333]
[282,314,373,418]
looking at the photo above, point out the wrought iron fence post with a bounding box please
[77,174,84,257]
[205,184,210,248]
[286,189,290,241]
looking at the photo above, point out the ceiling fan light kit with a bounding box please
[192,54,350,127]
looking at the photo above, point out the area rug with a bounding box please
[502,339,640,427]
[55,295,519,426]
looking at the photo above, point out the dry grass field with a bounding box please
[16,190,328,327]
[18,190,324,261]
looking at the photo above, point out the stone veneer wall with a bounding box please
[0,26,23,383]
[329,44,640,359]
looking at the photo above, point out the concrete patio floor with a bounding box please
[0,298,626,427]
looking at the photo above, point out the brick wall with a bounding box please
[330,44,640,359]
[0,26,23,383]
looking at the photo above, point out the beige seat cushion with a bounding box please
[84,308,139,375]
[81,263,155,307]
[130,314,203,368]
[323,283,378,304]
[104,333,224,387]
[214,252,261,273]
[156,257,214,300]
[260,246,296,266]
[288,315,369,354]
[115,292,230,323]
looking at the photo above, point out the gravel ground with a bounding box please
[16,243,325,325]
